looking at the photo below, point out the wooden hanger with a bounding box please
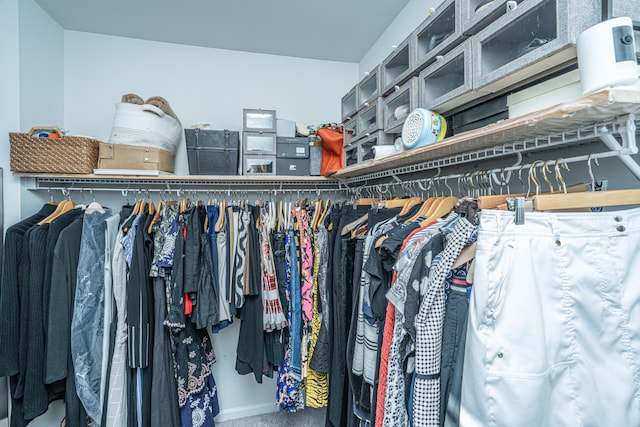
[341,212,368,236]
[376,198,408,209]
[39,199,76,225]
[374,196,437,249]
[452,241,477,270]
[277,199,283,232]
[477,183,587,210]
[356,197,380,206]
[311,199,323,231]
[405,196,438,223]
[398,196,422,216]
[148,200,163,234]
[532,188,640,211]
[419,196,458,227]
[318,199,330,229]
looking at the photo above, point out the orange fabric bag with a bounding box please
[317,127,344,176]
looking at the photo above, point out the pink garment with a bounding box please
[294,208,313,321]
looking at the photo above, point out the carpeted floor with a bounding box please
[216,407,326,427]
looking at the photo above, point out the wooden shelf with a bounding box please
[333,86,640,179]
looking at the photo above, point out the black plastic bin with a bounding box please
[185,129,239,175]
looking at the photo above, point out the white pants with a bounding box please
[461,207,640,427]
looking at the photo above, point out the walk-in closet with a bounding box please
[2,0,640,426]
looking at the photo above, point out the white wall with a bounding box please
[0,0,23,230]
[62,31,358,176]
[17,0,65,230]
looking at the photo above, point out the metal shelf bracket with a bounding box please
[598,114,640,181]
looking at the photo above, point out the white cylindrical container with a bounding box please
[577,17,638,95]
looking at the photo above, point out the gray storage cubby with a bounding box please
[383,77,419,133]
[243,109,277,133]
[611,0,640,23]
[420,40,478,114]
[341,85,358,121]
[345,143,359,167]
[243,155,276,175]
[344,131,394,168]
[382,37,414,95]
[357,65,382,111]
[472,0,600,93]
[413,0,463,72]
[243,132,277,155]
[357,98,384,135]
[343,116,359,146]
[462,0,526,36]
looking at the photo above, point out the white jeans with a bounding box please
[461,207,640,427]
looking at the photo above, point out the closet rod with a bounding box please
[38,185,343,199]
[357,148,628,197]
[27,177,343,192]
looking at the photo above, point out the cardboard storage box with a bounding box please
[98,142,175,173]
[276,137,309,158]
[185,129,239,175]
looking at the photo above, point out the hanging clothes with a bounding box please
[461,207,640,427]
[71,207,116,424]
[149,203,181,427]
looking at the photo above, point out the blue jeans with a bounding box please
[288,229,302,381]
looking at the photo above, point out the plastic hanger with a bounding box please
[85,189,104,214]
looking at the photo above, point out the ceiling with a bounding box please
[35,0,410,63]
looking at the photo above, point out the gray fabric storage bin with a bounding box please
[276,137,309,158]
[277,157,310,176]
[185,129,239,175]
[309,138,322,176]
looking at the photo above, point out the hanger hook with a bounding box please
[555,158,570,194]
[587,154,599,190]
[528,160,543,196]
[542,160,554,193]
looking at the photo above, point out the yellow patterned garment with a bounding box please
[305,231,328,408]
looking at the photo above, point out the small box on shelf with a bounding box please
[185,129,239,175]
[384,77,419,133]
[413,0,463,72]
[243,155,276,176]
[98,143,175,173]
[357,65,382,111]
[382,37,415,96]
[419,40,478,115]
[276,137,310,158]
[343,117,359,146]
[472,0,600,94]
[357,98,384,136]
[341,85,359,122]
[276,157,310,176]
[243,132,277,155]
[243,108,277,132]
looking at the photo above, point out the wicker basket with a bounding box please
[9,127,100,174]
